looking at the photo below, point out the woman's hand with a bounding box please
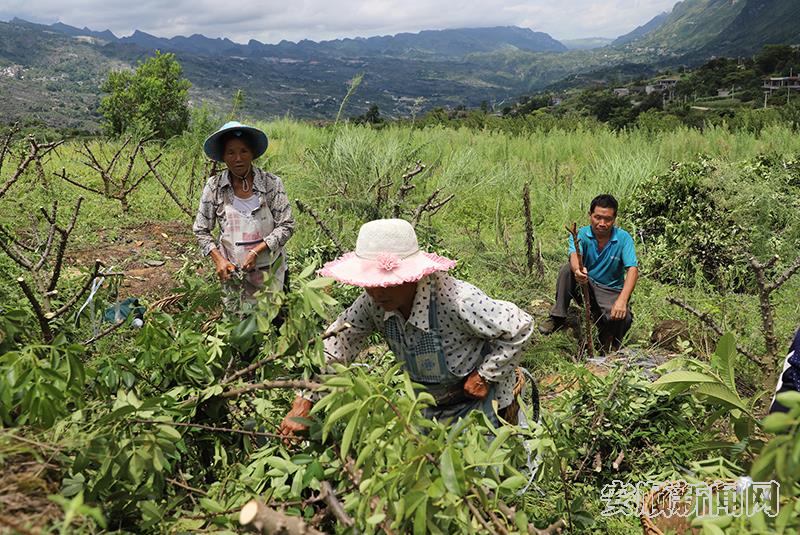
[279,397,313,446]
[463,370,489,399]
[241,249,259,272]
[210,249,236,281]
[215,258,236,281]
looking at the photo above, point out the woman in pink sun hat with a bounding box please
[280,218,534,438]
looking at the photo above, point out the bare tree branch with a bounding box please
[52,259,103,319]
[47,197,83,292]
[83,320,126,345]
[17,277,52,342]
[410,188,454,227]
[319,481,354,528]
[0,137,62,198]
[567,222,593,358]
[144,153,193,217]
[391,160,425,218]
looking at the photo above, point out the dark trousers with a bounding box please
[551,263,632,347]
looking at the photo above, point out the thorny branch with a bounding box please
[294,199,344,254]
[391,160,426,218]
[73,138,153,211]
[666,296,762,365]
[319,481,354,528]
[143,152,192,217]
[410,188,454,227]
[219,380,322,400]
[0,133,62,199]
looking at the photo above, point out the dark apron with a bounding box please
[383,281,499,426]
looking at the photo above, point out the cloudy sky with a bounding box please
[0,0,677,43]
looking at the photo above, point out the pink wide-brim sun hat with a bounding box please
[317,219,456,287]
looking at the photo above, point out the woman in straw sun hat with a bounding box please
[193,121,294,309]
[279,218,534,438]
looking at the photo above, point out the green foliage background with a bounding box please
[1,115,799,533]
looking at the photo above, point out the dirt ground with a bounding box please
[66,220,202,300]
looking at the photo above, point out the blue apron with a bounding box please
[383,282,499,426]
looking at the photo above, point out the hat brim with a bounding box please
[203,125,268,162]
[317,251,456,287]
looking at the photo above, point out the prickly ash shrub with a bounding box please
[628,159,749,291]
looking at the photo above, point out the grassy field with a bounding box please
[1,119,799,533]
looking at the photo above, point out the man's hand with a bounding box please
[610,297,628,321]
[574,266,589,285]
[279,396,313,446]
[464,370,489,399]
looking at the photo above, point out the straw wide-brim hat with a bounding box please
[318,219,456,287]
[203,121,268,162]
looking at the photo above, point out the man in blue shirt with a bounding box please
[539,194,639,351]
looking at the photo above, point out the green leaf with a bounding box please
[499,475,527,491]
[367,513,386,525]
[439,446,463,496]
[265,456,298,474]
[775,390,800,409]
[306,277,334,289]
[710,332,737,391]
[340,412,359,457]
[653,371,718,388]
[199,498,224,513]
[701,522,726,535]
[761,412,796,433]
[413,497,427,535]
[694,383,749,413]
[515,511,529,533]
[322,401,359,441]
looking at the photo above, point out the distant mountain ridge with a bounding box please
[702,0,800,55]
[612,11,669,46]
[41,21,567,58]
[616,0,747,53]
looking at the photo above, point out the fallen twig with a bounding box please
[84,320,125,345]
[167,477,208,496]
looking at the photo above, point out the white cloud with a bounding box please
[0,0,677,43]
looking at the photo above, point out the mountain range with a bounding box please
[1,0,799,130]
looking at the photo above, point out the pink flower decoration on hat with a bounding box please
[376,253,401,271]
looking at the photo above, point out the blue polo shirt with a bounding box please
[568,226,637,290]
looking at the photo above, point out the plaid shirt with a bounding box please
[322,272,534,408]
[192,167,295,257]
